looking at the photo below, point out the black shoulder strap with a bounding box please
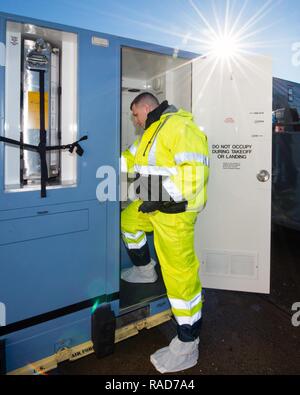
[39,70,47,198]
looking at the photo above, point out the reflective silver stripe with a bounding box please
[122,230,144,241]
[162,177,183,202]
[175,152,210,167]
[148,136,158,165]
[147,115,174,165]
[175,311,202,326]
[134,165,177,177]
[121,156,127,172]
[125,237,147,250]
[169,292,202,311]
[129,143,138,156]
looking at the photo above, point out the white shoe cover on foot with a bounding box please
[150,336,199,373]
[121,259,157,283]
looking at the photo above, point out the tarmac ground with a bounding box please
[52,224,300,375]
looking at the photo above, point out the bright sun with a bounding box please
[210,33,240,59]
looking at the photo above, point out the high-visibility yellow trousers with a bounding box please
[121,200,203,341]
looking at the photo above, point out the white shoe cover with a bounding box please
[121,259,157,283]
[150,336,199,373]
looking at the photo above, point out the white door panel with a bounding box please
[193,54,272,293]
[165,62,192,111]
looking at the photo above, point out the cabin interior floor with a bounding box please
[51,225,300,375]
[119,265,166,312]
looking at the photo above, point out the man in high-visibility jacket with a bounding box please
[121,92,209,373]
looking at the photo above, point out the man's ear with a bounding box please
[144,103,152,114]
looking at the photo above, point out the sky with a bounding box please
[0,0,300,83]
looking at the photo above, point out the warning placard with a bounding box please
[211,144,253,160]
[211,144,253,170]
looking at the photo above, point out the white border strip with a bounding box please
[0,302,6,326]
[0,42,5,66]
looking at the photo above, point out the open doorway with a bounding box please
[119,46,192,312]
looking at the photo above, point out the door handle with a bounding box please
[257,170,270,182]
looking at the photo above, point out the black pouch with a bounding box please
[159,200,187,214]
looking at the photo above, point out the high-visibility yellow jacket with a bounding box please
[121,107,209,212]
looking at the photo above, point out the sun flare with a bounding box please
[209,33,240,59]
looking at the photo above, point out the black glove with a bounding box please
[139,199,188,214]
[138,201,163,213]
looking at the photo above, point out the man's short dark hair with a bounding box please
[130,92,160,110]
